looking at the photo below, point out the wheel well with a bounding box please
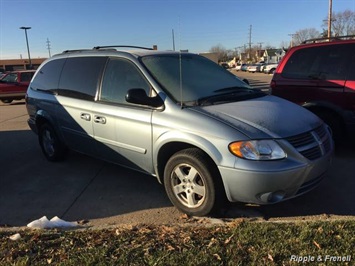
[35,116,50,131]
[308,106,344,126]
[307,106,346,137]
[156,142,218,184]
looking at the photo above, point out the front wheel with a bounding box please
[39,123,67,161]
[164,148,225,216]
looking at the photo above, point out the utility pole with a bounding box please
[19,26,32,69]
[248,25,252,60]
[328,0,333,38]
[46,38,51,58]
[172,29,175,51]
[288,33,296,47]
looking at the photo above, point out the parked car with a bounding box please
[240,64,249,71]
[26,46,333,216]
[235,63,245,71]
[247,64,261,73]
[0,70,35,103]
[219,62,229,69]
[263,63,278,74]
[270,36,355,140]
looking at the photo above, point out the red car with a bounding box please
[0,70,35,104]
[270,36,355,140]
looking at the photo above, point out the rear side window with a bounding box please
[31,59,66,91]
[20,72,34,82]
[59,57,107,101]
[282,44,351,80]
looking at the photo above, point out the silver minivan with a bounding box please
[26,46,333,216]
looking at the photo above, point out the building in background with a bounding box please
[0,58,46,72]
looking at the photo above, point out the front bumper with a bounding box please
[219,149,333,204]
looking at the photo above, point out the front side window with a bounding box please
[100,58,151,105]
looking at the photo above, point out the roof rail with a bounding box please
[302,35,355,44]
[93,45,154,50]
[62,49,92,53]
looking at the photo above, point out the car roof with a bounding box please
[296,35,355,49]
[54,46,189,59]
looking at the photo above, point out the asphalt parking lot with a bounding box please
[1,72,354,227]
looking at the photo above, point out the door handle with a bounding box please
[80,113,91,121]
[94,115,106,124]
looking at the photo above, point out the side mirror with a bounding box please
[126,88,163,107]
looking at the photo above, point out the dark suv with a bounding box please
[270,36,355,140]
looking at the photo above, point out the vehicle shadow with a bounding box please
[1,130,353,227]
[246,78,271,92]
[0,130,172,227]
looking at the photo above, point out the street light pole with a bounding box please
[19,26,32,69]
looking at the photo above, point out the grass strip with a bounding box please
[0,219,354,265]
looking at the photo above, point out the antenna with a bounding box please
[178,16,183,108]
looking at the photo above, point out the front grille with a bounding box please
[286,125,332,160]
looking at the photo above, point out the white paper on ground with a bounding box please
[27,216,78,229]
[9,233,21,241]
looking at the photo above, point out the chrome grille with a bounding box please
[286,125,332,160]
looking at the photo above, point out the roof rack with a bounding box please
[93,45,154,50]
[302,35,355,44]
[62,49,92,53]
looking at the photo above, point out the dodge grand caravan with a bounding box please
[26,46,333,216]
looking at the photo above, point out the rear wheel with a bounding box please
[1,99,13,104]
[39,124,67,161]
[164,148,225,216]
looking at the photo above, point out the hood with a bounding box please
[194,95,321,139]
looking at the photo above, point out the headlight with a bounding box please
[229,140,286,160]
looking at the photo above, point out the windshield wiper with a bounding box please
[198,89,265,106]
[213,86,252,93]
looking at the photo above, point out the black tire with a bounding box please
[1,99,13,104]
[164,148,226,216]
[39,123,67,161]
[313,110,343,141]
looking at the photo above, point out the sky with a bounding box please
[0,0,354,59]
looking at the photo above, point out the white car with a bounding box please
[263,63,278,74]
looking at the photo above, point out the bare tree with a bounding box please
[209,44,228,62]
[322,9,355,36]
[293,28,321,45]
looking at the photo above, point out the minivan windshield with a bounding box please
[141,54,264,106]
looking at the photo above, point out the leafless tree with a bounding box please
[322,9,355,36]
[209,44,228,62]
[293,28,321,45]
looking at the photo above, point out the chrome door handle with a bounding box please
[94,115,106,124]
[80,113,91,121]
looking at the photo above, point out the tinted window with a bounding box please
[282,44,350,80]
[20,72,34,82]
[59,57,107,100]
[31,59,66,91]
[346,44,355,81]
[100,58,151,104]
